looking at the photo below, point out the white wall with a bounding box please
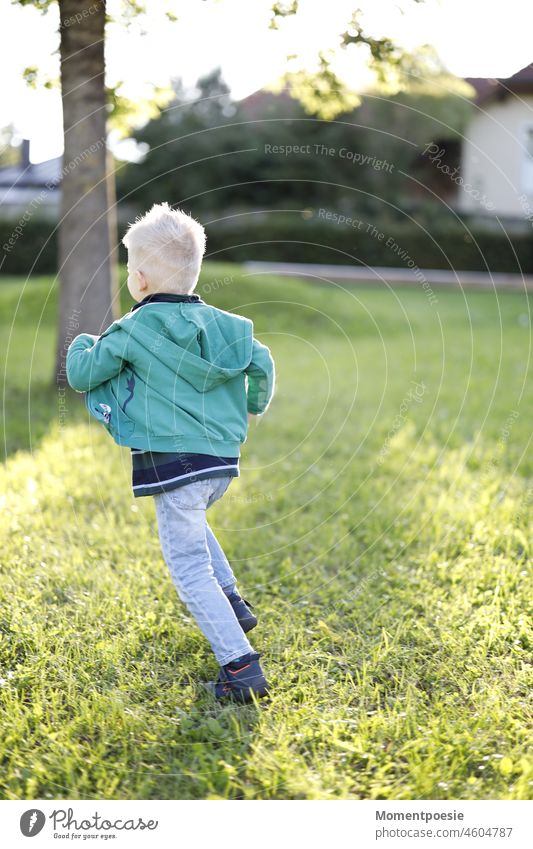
[460,95,533,218]
[0,186,60,220]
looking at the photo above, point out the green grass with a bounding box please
[0,263,532,800]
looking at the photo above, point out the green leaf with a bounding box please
[499,757,514,776]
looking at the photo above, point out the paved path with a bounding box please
[243,261,533,291]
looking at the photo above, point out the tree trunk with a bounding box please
[55,0,119,385]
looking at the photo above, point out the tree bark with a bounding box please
[55,0,119,385]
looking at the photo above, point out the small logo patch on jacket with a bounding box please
[98,403,112,424]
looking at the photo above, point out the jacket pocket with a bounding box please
[85,381,136,439]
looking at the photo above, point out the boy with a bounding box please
[66,203,275,703]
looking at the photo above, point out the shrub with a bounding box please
[205,213,533,273]
[2,212,532,276]
[0,217,57,276]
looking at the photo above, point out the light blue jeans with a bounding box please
[153,475,254,665]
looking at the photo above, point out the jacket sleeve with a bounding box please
[66,326,128,392]
[245,337,275,414]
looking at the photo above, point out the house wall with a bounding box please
[459,95,533,218]
[0,186,60,220]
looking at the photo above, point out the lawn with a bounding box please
[0,263,531,800]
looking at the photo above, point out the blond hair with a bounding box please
[122,202,206,294]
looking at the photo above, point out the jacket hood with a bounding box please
[106,303,254,392]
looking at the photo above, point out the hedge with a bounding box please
[1,212,532,276]
[204,214,533,273]
[0,217,57,276]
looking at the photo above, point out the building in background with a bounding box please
[459,64,533,225]
[0,139,61,219]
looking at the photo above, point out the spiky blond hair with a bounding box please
[122,202,206,294]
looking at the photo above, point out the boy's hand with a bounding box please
[248,413,257,425]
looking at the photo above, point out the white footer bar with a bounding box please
[1,799,531,848]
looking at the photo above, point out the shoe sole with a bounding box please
[224,685,270,704]
[204,681,270,704]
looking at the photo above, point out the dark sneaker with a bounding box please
[213,652,269,703]
[227,592,257,633]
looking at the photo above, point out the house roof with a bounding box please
[238,88,301,118]
[466,64,533,104]
[0,154,62,189]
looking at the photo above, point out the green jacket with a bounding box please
[66,293,275,456]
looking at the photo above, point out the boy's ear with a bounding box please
[136,270,148,291]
